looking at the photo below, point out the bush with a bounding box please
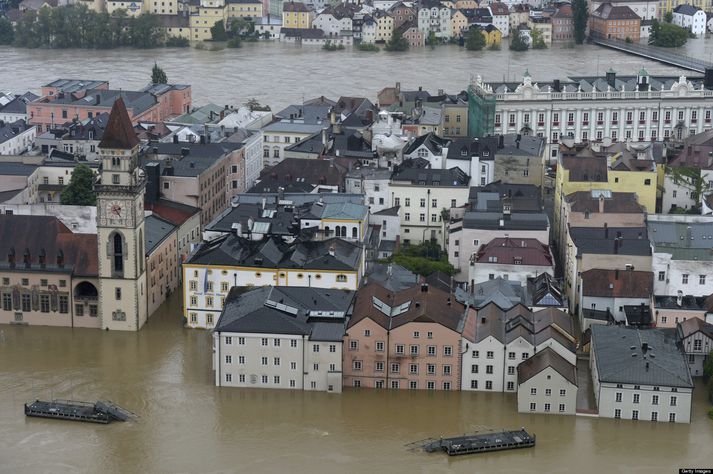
[322,40,344,51]
[510,32,528,51]
[357,43,380,52]
[625,36,632,43]
[465,28,486,51]
[227,36,242,48]
[708,408,713,420]
[165,36,189,47]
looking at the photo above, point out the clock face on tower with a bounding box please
[107,201,123,219]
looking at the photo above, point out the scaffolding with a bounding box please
[468,84,496,138]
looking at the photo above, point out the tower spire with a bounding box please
[99,98,140,150]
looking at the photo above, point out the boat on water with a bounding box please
[419,429,535,456]
[24,399,135,424]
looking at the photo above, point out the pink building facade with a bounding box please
[343,282,474,390]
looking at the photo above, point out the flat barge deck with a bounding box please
[24,399,135,424]
[422,429,535,456]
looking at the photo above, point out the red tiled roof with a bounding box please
[145,199,200,226]
[475,237,553,267]
[0,215,98,276]
[99,97,140,149]
[580,269,653,298]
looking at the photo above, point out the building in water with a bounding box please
[468,69,713,161]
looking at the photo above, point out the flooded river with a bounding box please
[2,39,713,110]
[0,292,712,473]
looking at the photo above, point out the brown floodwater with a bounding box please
[1,291,712,473]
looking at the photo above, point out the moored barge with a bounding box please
[24,399,135,424]
[422,429,535,456]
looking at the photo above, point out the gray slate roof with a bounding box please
[591,325,693,388]
[215,286,355,341]
[144,214,177,255]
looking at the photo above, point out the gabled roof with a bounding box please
[403,132,450,156]
[580,269,653,298]
[591,325,692,388]
[349,282,467,332]
[98,98,140,149]
[677,317,713,340]
[474,237,553,267]
[673,4,702,16]
[517,347,577,385]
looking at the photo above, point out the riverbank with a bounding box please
[0,41,703,111]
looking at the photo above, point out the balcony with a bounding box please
[537,122,544,127]
[639,120,646,125]
[597,120,603,125]
[553,121,559,126]
[508,122,516,127]
[583,121,589,126]
[612,120,618,125]
[626,120,633,125]
[567,122,574,126]
[665,119,671,124]
[691,119,698,124]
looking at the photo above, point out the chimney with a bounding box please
[613,238,619,254]
[447,297,451,306]
[553,79,561,92]
[395,81,401,94]
[199,135,205,145]
[95,94,100,105]
[642,341,649,353]
[261,197,266,209]
[606,69,616,88]
[328,245,336,257]
[421,283,429,292]
[599,194,605,213]
[204,124,210,142]
[321,128,328,148]
[173,134,179,144]
[615,269,619,280]
[604,223,608,239]
[677,290,683,307]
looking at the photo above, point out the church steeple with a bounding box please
[99,98,140,150]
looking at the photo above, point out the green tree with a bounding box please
[60,164,96,206]
[703,350,713,380]
[210,19,227,41]
[664,10,673,23]
[509,31,528,51]
[380,241,455,276]
[151,62,168,84]
[531,27,547,49]
[384,28,409,51]
[465,27,486,51]
[0,16,14,45]
[228,17,249,37]
[572,0,588,44]
[129,13,163,48]
[426,30,438,47]
[649,21,688,47]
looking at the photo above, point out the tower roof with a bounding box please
[98,97,140,149]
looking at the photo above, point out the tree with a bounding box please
[465,27,486,51]
[60,164,96,206]
[531,27,547,49]
[384,28,409,51]
[703,350,713,380]
[380,241,455,276]
[509,31,528,51]
[426,30,438,47]
[664,10,673,23]
[129,13,163,48]
[649,21,689,47]
[572,0,588,44]
[228,17,248,37]
[210,19,227,41]
[151,62,168,84]
[0,16,14,45]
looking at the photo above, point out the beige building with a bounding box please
[145,215,179,316]
[517,347,578,415]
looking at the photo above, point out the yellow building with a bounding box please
[450,9,468,38]
[106,0,144,17]
[478,24,502,45]
[554,150,658,244]
[373,9,394,42]
[159,15,192,39]
[224,0,263,20]
[190,0,226,41]
[282,1,314,29]
[144,0,178,15]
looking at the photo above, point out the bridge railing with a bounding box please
[591,37,713,71]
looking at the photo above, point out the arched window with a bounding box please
[352,227,358,239]
[112,232,124,276]
[324,225,330,236]
[341,226,347,237]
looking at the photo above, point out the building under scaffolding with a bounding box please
[468,80,496,138]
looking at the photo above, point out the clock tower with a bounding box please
[96,98,148,331]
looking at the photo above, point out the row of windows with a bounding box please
[2,293,72,314]
[349,339,453,356]
[614,409,676,422]
[497,109,711,126]
[225,373,312,388]
[471,350,530,360]
[403,213,441,223]
[188,272,350,293]
[352,379,451,390]
[529,402,567,412]
[2,277,67,287]
[471,380,514,390]
[394,197,458,208]
[352,361,452,375]
[615,392,677,406]
[657,272,707,285]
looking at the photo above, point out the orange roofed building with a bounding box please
[343,281,475,390]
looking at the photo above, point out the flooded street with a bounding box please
[2,39,713,109]
[0,292,712,473]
